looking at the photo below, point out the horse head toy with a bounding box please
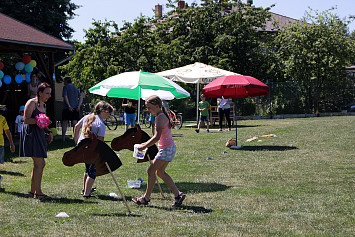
[62,135,122,176]
[111,124,158,163]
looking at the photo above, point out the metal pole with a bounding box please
[235,88,238,145]
[196,82,200,125]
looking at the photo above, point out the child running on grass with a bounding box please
[132,95,185,207]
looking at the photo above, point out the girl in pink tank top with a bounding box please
[132,95,185,207]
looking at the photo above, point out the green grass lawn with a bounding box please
[0,116,354,236]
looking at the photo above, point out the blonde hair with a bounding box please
[146,95,172,128]
[83,101,113,138]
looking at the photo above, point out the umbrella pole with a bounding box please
[196,82,200,126]
[235,88,238,145]
[137,86,141,124]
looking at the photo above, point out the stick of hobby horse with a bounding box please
[147,154,165,199]
[105,162,132,214]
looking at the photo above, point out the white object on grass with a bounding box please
[56,212,69,218]
[108,192,118,197]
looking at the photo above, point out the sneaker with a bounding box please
[195,129,199,133]
[228,128,232,131]
[206,129,209,133]
[173,193,186,207]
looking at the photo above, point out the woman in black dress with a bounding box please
[20,82,53,200]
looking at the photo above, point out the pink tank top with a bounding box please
[156,113,174,149]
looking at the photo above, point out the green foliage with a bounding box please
[273,8,355,113]
[61,1,273,118]
[60,1,355,116]
[0,0,79,39]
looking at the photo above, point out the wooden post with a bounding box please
[105,162,132,214]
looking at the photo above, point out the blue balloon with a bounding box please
[15,62,25,71]
[24,64,33,73]
[0,70,4,79]
[3,75,11,84]
[25,73,31,83]
[15,74,23,84]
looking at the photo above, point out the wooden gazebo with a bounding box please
[0,12,75,131]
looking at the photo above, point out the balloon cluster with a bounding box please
[0,55,37,86]
[35,114,51,129]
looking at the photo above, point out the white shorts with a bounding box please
[155,144,176,162]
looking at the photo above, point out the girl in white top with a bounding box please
[217,96,233,131]
[73,101,113,199]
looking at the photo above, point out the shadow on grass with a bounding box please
[0,190,95,204]
[240,145,298,151]
[10,160,28,164]
[92,212,141,217]
[0,170,25,176]
[148,204,213,214]
[174,182,230,193]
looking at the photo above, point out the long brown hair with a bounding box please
[83,101,113,138]
[145,95,172,128]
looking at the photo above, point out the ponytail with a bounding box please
[146,95,173,128]
[83,113,96,138]
[83,101,113,138]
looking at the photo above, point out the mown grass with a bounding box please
[0,116,354,236]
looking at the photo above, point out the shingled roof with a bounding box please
[0,12,74,51]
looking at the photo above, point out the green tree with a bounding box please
[0,0,79,39]
[61,0,275,117]
[273,8,355,113]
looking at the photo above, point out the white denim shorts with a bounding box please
[155,144,176,162]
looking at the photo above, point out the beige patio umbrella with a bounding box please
[157,62,239,124]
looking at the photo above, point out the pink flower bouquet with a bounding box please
[35,114,50,129]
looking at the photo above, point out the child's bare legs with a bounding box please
[31,157,45,195]
[144,159,180,200]
[83,177,95,196]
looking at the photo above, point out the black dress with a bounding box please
[19,105,47,158]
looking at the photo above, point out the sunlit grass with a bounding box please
[0,116,354,236]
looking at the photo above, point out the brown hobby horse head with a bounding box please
[111,124,158,163]
[62,135,122,176]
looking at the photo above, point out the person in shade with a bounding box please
[122,98,138,131]
[62,77,82,142]
[217,96,233,131]
[196,94,210,133]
